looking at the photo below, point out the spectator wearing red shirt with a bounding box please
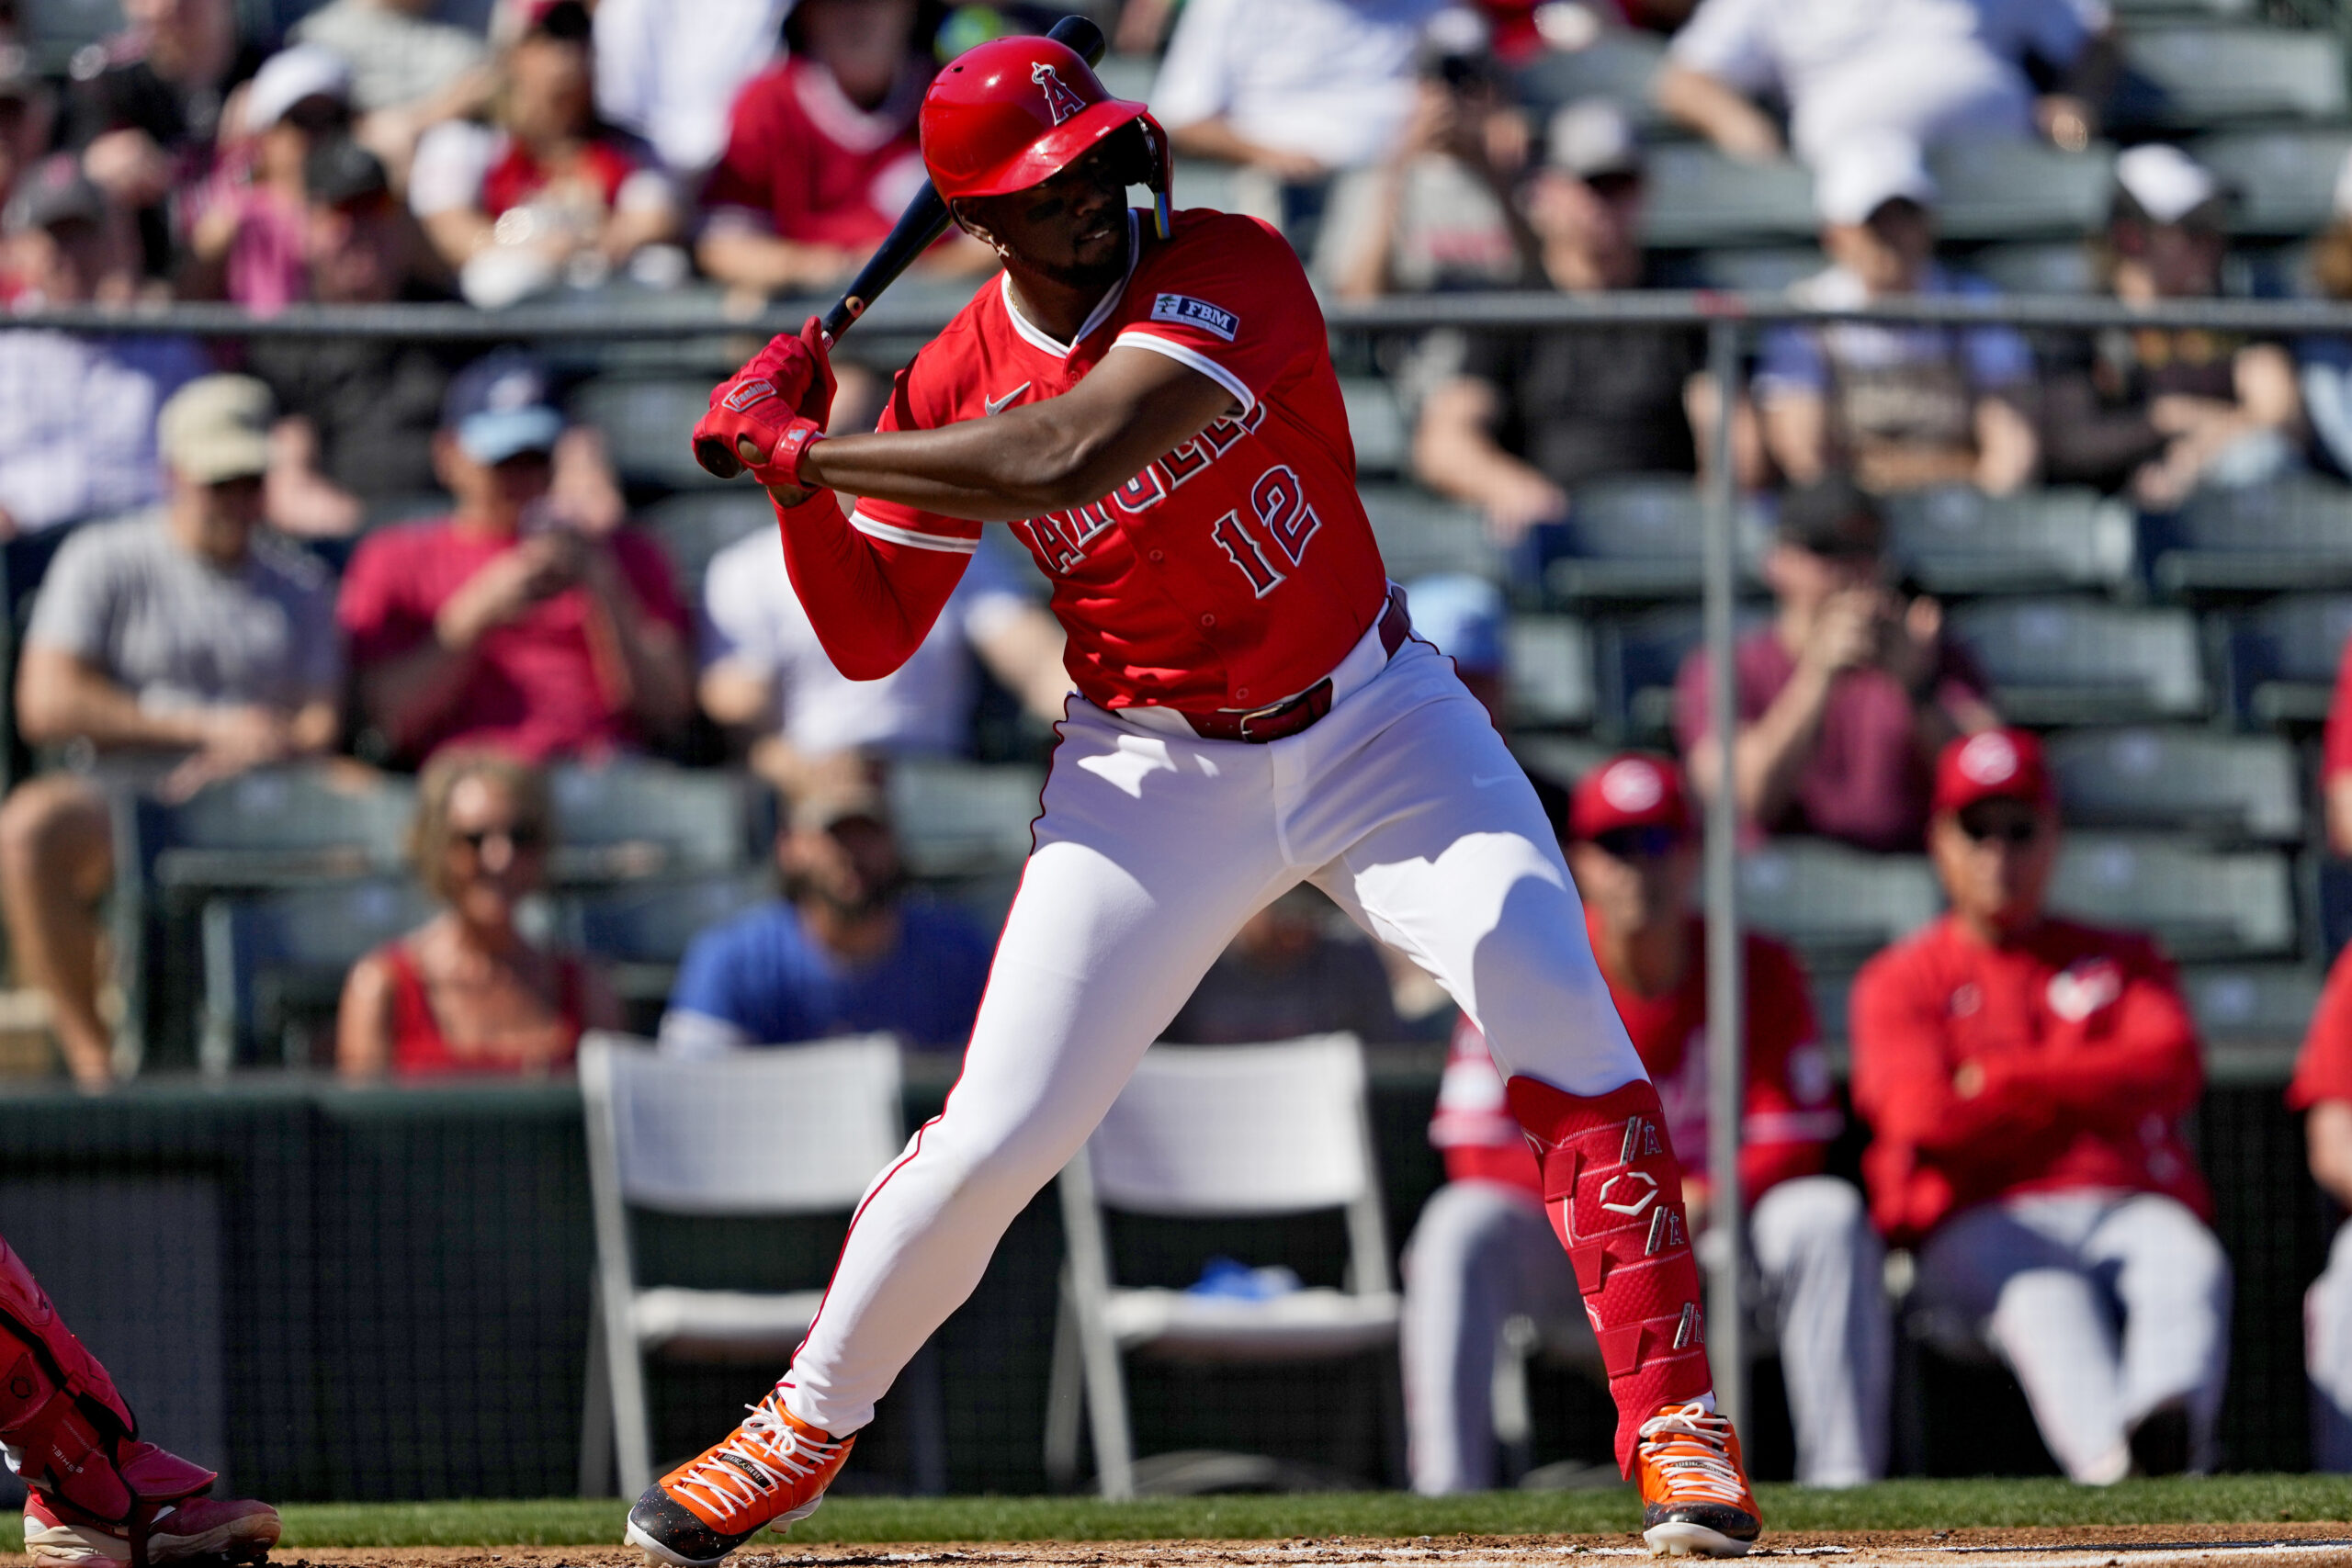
[408,1,681,309]
[2288,941,2352,1469]
[1401,754,1885,1492]
[1851,728,2226,1483]
[338,350,693,764]
[1678,475,1997,852]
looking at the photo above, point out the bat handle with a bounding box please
[820,295,867,341]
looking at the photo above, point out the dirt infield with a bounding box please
[85,1524,2348,1568]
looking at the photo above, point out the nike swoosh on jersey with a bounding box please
[985,383,1032,416]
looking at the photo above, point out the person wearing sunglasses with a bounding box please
[337,747,621,1078]
[1850,728,2228,1483]
[1402,752,1886,1493]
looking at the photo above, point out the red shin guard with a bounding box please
[0,1235,212,1525]
[1505,1076,1714,1474]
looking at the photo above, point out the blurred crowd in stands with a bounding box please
[10,0,2352,1484]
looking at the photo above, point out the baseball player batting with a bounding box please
[630,34,1759,1562]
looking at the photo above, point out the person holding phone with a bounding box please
[1676,475,1998,852]
[338,348,692,764]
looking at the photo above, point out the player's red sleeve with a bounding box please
[770,488,967,681]
[2325,632,2352,784]
[1112,215,1316,417]
[2290,942,2352,1111]
[1975,942,2202,1131]
[1737,936,1838,1200]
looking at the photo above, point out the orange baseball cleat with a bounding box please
[624,1389,854,1567]
[1635,1401,1762,1557]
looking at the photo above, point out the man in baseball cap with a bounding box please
[1403,751,1887,1493]
[1852,727,2229,1483]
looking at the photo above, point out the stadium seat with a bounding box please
[2109,26,2350,131]
[2222,592,2352,726]
[1095,52,1158,102]
[21,0,119,69]
[1928,141,2116,243]
[886,758,1046,878]
[1678,246,1827,294]
[198,878,435,1071]
[2178,962,2324,1045]
[578,1034,945,1499]
[640,491,775,595]
[1046,1036,1401,1497]
[1641,145,1815,249]
[1510,27,1669,124]
[1881,486,2136,597]
[1503,614,1596,729]
[1948,599,2209,723]
[1542,473,1766,605]
[548,761,759,884]
[2048,832,2296,961]
[1356,484,1500,582]
[1736,839,1942,968]
[1593,602,1771,746]
[1170,158,1242,217]
[564,873,773,1016]
[2043,726,2302,842]
[2192,128,2352,236]
[571,378,728,490]
[2109,0,2256,17]
[1340,376,1409,478]
[1509,732,1614,791]
[1965,242,2100,297]
[2148,476,2352,597]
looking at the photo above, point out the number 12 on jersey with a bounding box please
[1211,463,1324,598]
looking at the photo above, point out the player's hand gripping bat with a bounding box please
[692,14,1109,480]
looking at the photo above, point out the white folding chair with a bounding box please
[1046,1035,1402,1497]
[577,1032,944,1497]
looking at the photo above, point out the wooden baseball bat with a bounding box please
[694,14,1109,479]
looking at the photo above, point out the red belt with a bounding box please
[1177,592,1411,744]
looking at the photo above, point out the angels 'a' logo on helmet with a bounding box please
[1031,61,1088,125]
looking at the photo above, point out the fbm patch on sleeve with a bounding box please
[1149,292,1238,341]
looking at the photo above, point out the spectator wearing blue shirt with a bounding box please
[658,774,993,1055]
[1756,136,2040,497]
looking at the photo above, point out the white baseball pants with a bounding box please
[780,625,1650,1437]
[1399,1174,1890,1492]
[1912,1190,2232,1483]
[2304,1221,2352,1470]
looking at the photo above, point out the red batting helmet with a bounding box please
[921,35,1171,235]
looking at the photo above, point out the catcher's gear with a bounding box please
[692,317,837,480]
[23,1491,281,1568]
[922,33,1171,237]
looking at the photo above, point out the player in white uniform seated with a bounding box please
[1402,754,1887,1492]
[697,525,1069,803]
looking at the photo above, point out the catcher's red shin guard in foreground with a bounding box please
[1503,1075,1717,1473]
[0,1235,278,1566]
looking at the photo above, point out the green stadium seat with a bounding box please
[198,878,436,1070]
[2150,477,2352,597]
[1593,602,1771,747]
[1641,146,1815,249]
[2109,0,2256,18]
[2110,26,2350,131]
[1679,246,1828,293]
[1509,732,1614,791]
[2043,727,2303,842]
[1929,141,2117,243]
[1096,52,1157,102]
[2048,831,2296,961]
[1171,158,1242,216]
[1966,242,2100,297]
[1356,484,1499,581]
[2178,962,2324,1045]
[641,491,775,594]
[2192,128,2352,236]
[1541,474,1766,605]
[2222,592,2352,726]
[1882,486,2136,597]
[571,378,729,490]
[1340,376,1408,477]
[564,873,773,1019]
[1510,27,1669,124]
[1736,838,1942,968]
[886,758,1046,878]
[547,761,759,884]
[1503,614,1596,729]
[1949,599,2209,723]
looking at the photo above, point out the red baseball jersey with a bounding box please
[851,207,1391,713]
[1429,915,1838,1205]
[1849,915,2211,1245]
[2290,941,2352,1111]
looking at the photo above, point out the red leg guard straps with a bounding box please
[1505,1075,1714,1475]
[0,1235,212,1524]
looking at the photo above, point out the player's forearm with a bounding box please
[804,399,1175,522]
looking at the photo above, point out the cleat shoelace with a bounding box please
[669,1397,845,1519]
[1637,1403,1748,1508]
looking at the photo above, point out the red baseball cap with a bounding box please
[1569,754,1693,840]
[1932,728,2053,816]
